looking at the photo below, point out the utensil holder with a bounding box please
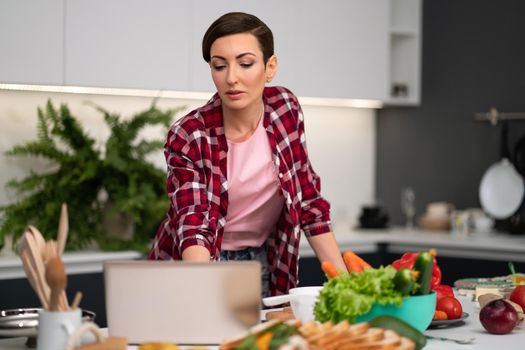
[37,308,81,350]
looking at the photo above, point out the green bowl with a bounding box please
[355,292,436,332]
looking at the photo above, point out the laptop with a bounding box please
[104,260,261,345]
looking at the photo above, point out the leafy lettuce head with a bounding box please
[314,265,404,323]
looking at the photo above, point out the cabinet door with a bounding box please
[288,0,389,100]
[190,0,389,100]
[0,0,64,85]
[65,0,191,90]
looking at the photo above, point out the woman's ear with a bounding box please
[265,55,278,82]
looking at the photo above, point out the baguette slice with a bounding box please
[338,327,385,349]
[346,330,401,350]
[347,322,370,336]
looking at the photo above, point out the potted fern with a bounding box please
[0,100,183,253]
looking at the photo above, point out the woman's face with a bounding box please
[209,33,276,114]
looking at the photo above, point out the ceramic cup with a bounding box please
[37,308,81,350]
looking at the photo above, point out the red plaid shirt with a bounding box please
[148,86,332,295]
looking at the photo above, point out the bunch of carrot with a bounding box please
[321,250,371,279]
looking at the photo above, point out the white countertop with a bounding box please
[1,227,525,280]
[300,227,525,261]
[423,294,525,349]
[0,295,523,349]
[0,250,142,280]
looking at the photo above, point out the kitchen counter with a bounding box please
[0,250,142,280]
[423,293,524,349]
[0,295,523,349]
[2,227,525,280]
[300,227,525,262]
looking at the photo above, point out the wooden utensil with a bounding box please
[20,248,49,309]
[45,256,67,311]
[71,291,83,309]
[57,203,69,256]
[265,308,295,321]
[23,231,52,308]
[26,225,47,261]
[18,233,49,309]
[44,240,58,263]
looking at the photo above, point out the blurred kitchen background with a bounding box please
[2,0,525,233]
[377,0,525,229]
[1,0,525,236]
[2,0,525,327]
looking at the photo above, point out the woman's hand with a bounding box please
[181,245,211,262]
[306,232,347,272]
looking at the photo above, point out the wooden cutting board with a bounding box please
[265,307,295,321]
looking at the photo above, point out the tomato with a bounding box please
[436,296,463,319]
[509,285,525,311]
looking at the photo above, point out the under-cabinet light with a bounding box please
[0,83,383,109]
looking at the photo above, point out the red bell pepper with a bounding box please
[391,251,442,289]
[433,284,454,301]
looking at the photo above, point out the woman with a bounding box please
[148,12,347,296]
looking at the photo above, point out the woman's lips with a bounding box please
[226,90,244,100]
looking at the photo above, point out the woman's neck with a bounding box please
[223,103,264,143]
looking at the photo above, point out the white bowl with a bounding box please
[262,286,322,323]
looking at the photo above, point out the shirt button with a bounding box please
[279,173,283,178]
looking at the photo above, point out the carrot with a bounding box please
[321,261,339,278]
[343,250,371,273]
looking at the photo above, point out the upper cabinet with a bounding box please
[188,0,390,101]
[0,0,64,85]
[0,0,422,105]
[386,0,422,105]
[65,0,191,90]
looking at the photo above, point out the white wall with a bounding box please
[0,89,375,232]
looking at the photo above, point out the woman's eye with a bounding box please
[240,62,254,68]
[212,65,226,71]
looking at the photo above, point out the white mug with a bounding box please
[37,308,81,350]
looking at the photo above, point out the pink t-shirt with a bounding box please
[222,117,285,251]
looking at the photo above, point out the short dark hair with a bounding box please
[202,12,274,64]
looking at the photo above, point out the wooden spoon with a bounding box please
[45,256,67,311]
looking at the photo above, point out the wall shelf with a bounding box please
[386,0,422,106]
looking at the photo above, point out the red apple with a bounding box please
[509,285,525,311]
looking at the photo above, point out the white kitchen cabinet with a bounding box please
[1,0,421,105]
[0,0,64,85]
[189,0,390,101]
[386,0,422,105]
[66,0,391,101]
[65,0,191,90]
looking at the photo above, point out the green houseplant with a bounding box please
[0,100,184,253]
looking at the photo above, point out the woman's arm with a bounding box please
[154,121,218,260]
[182,245,211,261]
[306,232,347,272]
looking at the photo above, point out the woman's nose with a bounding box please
[226,66,238,85]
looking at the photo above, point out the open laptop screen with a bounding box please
[104,260,261,345]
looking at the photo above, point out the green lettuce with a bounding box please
[314,266,404,323]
